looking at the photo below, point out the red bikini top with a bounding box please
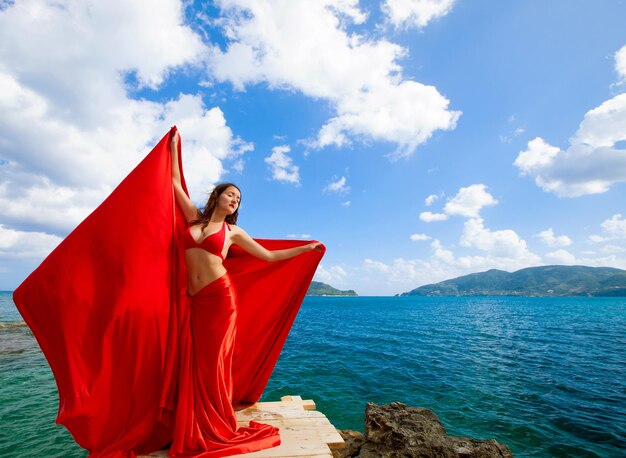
[183,221,231,260]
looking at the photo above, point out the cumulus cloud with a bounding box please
[460,218,540,264]
[324,176,350,193]
[536,228,572,247]
[600,213,626,238]
[443,184,497,218]
[419,184,496,223]
[589,214,626,243]
[0,0,250,269]
[514,46,626,197]
[207,0,460,159]
[314,263,349,286]
[382,0,455,29]
[354,227,542,295]
[419,211,448,222]
[264,145,300,184]
[332,219,624,295]
[364,258,391,272]
[410,233,431,241]
[0,225,63,260]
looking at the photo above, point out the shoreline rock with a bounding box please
[334,401,513,457]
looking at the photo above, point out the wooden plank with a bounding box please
[232,429,332,457]
[244,398,316,411]
[236,419,344,449]
[236,406,327,422]
[138,395,343,458]
[238,417,335,427]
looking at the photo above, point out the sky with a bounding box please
[1,0,625,296]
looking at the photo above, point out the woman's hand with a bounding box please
[306,242,323,252]
[170,129,180,150]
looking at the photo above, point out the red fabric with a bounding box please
[169,273,280,457]
[12,128,325,457]
[182,221,229,260]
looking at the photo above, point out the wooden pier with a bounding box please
[140,395,345,457]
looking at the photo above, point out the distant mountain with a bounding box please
[307,281,357,296]
[401,265,626,297]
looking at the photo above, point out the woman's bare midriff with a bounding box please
[185,249,228,296]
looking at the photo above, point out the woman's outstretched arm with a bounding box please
[231,226,322,262]
[170,129,200,222]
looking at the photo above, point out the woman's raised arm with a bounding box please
[170,129,200,222]
[231,226,322,262]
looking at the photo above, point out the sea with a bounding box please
[1,291,624,457]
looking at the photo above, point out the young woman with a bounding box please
[168,129,322,457]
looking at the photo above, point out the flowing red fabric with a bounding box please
[12,128,325,457]
[169,272,281,457]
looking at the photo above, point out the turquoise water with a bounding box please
[1,291,625,457]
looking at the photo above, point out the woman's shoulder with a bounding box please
[228,223,244,235]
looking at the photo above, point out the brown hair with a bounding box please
[190,182,241,232]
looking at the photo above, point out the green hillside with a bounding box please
[401,265,626,297]
[306,281,357,296]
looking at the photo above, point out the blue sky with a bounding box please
[1,0,625,295]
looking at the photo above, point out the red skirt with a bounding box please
[169,273,281,457]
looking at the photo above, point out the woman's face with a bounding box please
[218,186,241,214]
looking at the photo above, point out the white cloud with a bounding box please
[424,193,440,206]
[314,263,349,287]
[419,184,496,224]
[341,200,352,207]
[536,228,572,247]
[324,176,350,193]
[0,89,248,231]
[576,254,626,270]
[544,249,576,265]
[326,223,625,295]
[287,233,312,239]
[364,258,391,272]
[514,90,626,197]
[0,0,260,288]
[601,244,626,254]
[600,214,626,239]
[354,228,541,294]
[460,218,540,263]
[0,1,249,260]
[207,0,460,159]
[0,225,62,260]
[515,45,626,197]
[430,239,455,264]
[410,233,431,241]
[264,145,300,184]
[382,0,455,29]
[419,211,448,222]
[443,184,497,218]
[589,214,626,243]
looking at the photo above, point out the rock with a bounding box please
[335,401,513,458]
[333,430,365,458]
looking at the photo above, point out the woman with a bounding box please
[13,128,324,458]
[168,129,322,457]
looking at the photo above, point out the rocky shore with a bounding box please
[333,402,513,457]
